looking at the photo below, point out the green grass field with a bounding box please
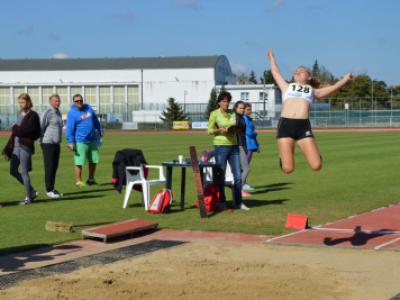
[1,131,400,253]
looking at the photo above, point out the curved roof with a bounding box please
[0,55,227,71]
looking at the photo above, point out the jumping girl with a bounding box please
[267,50,354,173]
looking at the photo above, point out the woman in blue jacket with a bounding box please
[242,103,259,191]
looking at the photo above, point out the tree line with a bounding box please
[236,60,400,109]
[160,60,400,126]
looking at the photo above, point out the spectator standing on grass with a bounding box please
[208,91,249,211]
[40,94,64,198]
[233,101,252,198]
[2,93,41,205]
[66,94,103,187]
[243,102,259,190]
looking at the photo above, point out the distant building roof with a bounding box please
[0,55,226,71]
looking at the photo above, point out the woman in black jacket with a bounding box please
[2,93,41,205]
[234,101,252,203]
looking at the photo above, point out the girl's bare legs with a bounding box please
[297,137,322,171]
[277,138,296,174]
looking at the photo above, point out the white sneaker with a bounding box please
[47,191,61,199]
[19,197,32,205]
[240,203,250,211]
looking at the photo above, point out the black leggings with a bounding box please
[41,143,60,192]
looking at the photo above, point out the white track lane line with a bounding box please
[265,229,308,243]
[312,227,400,235]
[374,237,400,250]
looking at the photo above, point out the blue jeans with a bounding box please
[214,145,242,207]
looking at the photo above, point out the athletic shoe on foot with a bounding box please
[19,197,32,205]
[86,179,97,186]
[240,203,250,211]
[30,190,39,201]
[47,190,62,199]
[75,181,86,188]
[53,190,63,197]
[241,190,251,197]
[242,184,256,192]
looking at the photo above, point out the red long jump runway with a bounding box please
[267,204,400,251]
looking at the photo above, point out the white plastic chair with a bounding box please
[122,164,166,210]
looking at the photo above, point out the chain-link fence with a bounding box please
[2,97,400,130]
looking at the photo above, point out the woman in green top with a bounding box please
[208,91,249,211]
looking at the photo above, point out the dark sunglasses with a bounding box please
[74,99,83,103]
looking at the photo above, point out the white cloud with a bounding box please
[267,0,287,11]
[174,0,201,11]
[50,53,69,59]
[231,62,248,74]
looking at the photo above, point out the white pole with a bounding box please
[390,87,393,127]
[371,79,374,125]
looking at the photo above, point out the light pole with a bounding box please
[183,90,188,113]
[371,79,374,125]
[390,87,393,127]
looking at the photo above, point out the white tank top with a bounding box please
[283,83,315,103]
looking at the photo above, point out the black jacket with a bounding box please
[236,114,247,149]
[2,110,41,162]
[112,149,147,192]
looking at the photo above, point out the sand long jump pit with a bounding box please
[1,238,400,300]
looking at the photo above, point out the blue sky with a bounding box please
[0,0,399,85]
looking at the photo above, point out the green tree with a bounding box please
[260,70,275,84]
[249,70,257,84]
[311,59,320,79]
[236,73,249,84]
[160,97,188,128]
[329,75,390,109]
[204,88,218,119]
[318,66,335,84]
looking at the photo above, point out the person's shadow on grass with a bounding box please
[323,226,396,246]
[250,182,293,195]
[2,194,107,206]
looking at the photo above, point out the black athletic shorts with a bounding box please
[276,117,314,140]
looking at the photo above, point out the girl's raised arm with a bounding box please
[267,50,288,93]
[314,73,355,99]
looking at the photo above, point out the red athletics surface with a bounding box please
[267,204,400,251]
[81,219,158,242]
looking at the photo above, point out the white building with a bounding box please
[0,55,235,123]
[216,84,282,118]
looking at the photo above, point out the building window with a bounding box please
[42,86,54,104]
[114,86,125,104]
[84,86,97,106]
[259,92,268,101]
[13,87,26,104]
[127,86,139,106]
[99,86,111,104]
[240,92,249,101]
[0,87,10,105]
[27,87,40,106]
[55,86,69,112]
[70,86,83,100]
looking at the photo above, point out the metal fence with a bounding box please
[2,97,400,130]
